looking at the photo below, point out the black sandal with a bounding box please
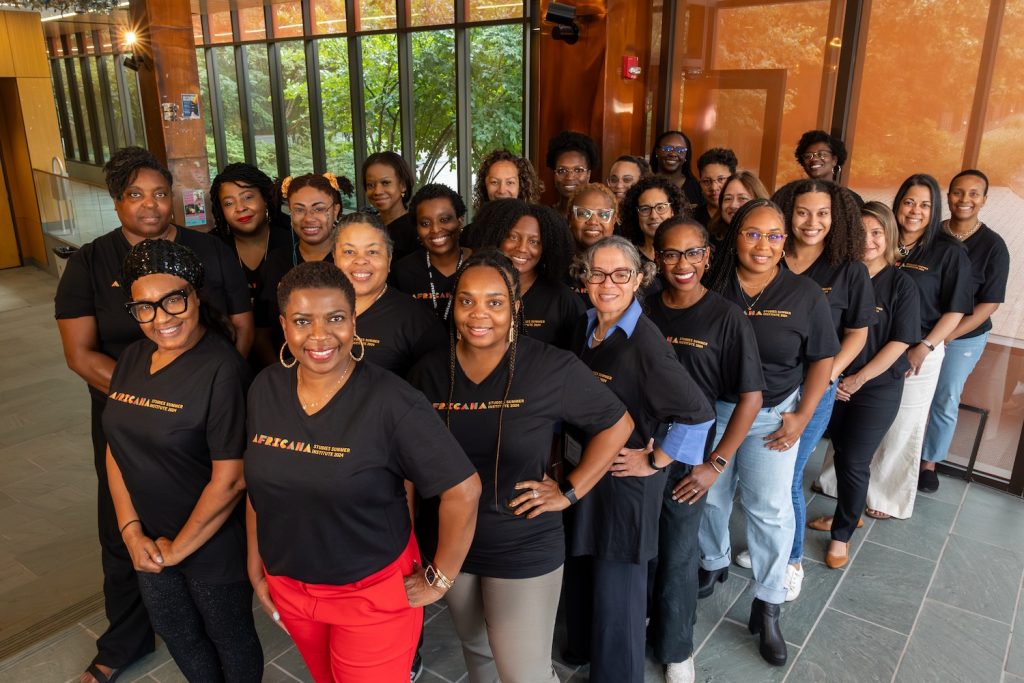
[84,663,122,683]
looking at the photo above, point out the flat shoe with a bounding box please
[825,546,849,569]
[807,516,862,531]
[918,469,940,493]
[865,508,891,520]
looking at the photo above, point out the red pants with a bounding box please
[265,536,422,682]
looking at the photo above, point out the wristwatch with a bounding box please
[559,480,578,505]
[424,564,454,591]
[648,451,669,471]
[710,454,729,473]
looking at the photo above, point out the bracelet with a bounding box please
[425,564,455,591]
[709,459,724,474]
[647,451,669,471]
[920,339,936,351]
[119,519,140,535]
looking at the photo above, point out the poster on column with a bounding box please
[181,93,201,120]
[183,190,206,227]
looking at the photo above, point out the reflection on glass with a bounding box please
[361,33,401,156]
[246,45,278,174]
[468,0,524,21]
[51,60,75,159]
[103,56,126,150]
[88,58,110,163]
[411,30,456,186]
[238,6,267,41]
[410,0,454,27]
[272,1,305,38]
[123,66,146,148]
[213,46,244,165]
[359,0,397,31]
[469,25,524,171]
[312,0,348,35]
[208,10,234,44]
[317,38,356,208]
[196,49,218,172]
[279,41,314,175]
[70,59,93,163]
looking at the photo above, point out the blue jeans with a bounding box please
[699,390,800,605]
[790,382,837,563]
[922,332,989,463]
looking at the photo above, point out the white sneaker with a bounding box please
[665,657,695,683]
[735,550,752,569]
[785,563,804,602]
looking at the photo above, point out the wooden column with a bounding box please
[129,0,210,229]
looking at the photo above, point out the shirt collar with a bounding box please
[586,298,643,341]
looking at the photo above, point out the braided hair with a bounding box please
[772,178,864,265]
[445,248,522,511]
[210,162,285,242]
[472,149,545,208]
[468,199,573,285]
[619,175,688,247]
[103,147,173,200]
[704,198,786,293]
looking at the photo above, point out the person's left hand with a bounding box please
[671,463,719,504]
[764,412,807,452]
[610,438,657,478]
[154,537,180,567]
[404,561,447,608]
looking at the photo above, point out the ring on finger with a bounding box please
[532,489,539,499]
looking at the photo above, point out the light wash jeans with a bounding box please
[790,382,837,563]
[922,332,990,463]
[698,389,800,605]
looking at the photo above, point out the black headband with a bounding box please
[121,238,204,291]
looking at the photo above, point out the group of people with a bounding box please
[54,123,1008,683]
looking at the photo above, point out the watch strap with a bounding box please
[648,451,669,471]
[559,480,578,505]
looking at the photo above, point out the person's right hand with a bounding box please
[122,527,164,573]
[252,573,288,633]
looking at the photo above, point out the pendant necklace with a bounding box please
[298,361,353,413]
[737,267,777,317]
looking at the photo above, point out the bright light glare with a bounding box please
[123,31,137,46]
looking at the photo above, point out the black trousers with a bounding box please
[91,393,155,668]
[828,380,904,542]
[648,463,704,664]
[564,554,648,683]
[136,569,263,682]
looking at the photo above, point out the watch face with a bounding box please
[424,565,436,586]
[715,455,728,467]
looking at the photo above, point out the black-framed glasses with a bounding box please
[637,202,672,217]
[124,288,191,323]
[555,166,589,178]
[586,268,636,284]
[658,247,709,265]
[800,150,833,162]
[740,230,787,245]
[572,205,614,222]
[659,145,688,156]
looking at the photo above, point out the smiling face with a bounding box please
[791,191,832,248]
[364,163,407,215]
[416,197,462,257]
[500,215,542,278]
[288,185,339,247]
[800,141,837,180]
[115,168,174,241]
[485,160,521,201]
[553,151,591,199]
[658,224,709,295]
[334,223,391,298]
[655,133,688,173]
[218,181,268,236]
[720,179,753,225]
[895,184,932,241]
[585,246,641,318]
[129,273,202,354]
[947,174,987,223]
[453,265,515,353]
[736,206,786,277]
[637,187,674,239]
[607,160,642,203]
[700,163,732,207]
[862,215,887,266]
[282,286,355,377]
[569,189,616,249]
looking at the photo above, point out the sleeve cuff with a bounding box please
[655,419,716,467]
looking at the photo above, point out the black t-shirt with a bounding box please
[848,265,920,386]
[389,249,461,321]
[521,279,585,349]
[234,226,292,319]
[387,212,419,262]
[721,269,840,406]
[256,243,335,328]
[897,232,974,338]
[692,205,712,228]
[644,290,765,404]
[54,227,251,398]
[568,312,715,563]
[245,361,476,585]
[102,332,251,583]
[408,336,625,579]
[959,224,1009,339]
[359,286,447,376]
[791,254,877,336]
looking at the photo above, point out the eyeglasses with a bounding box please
[555,166,589,178]
[290,204,333,219]
[637,202,672,217]
[124,288,191,323]
[800,150,833,162]
[659,145,688,156]
[658,247,709,265]
[740,230,787,245]
[586,268,636,284]
[572,205,614,222]
[607,174,635,186]
[700,176,730,188]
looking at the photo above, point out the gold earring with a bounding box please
[350,335,366,362]
[279,342,297,368]
[508,323,516,344]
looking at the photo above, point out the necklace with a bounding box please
[591,329,605,344]
[426,249,464,320]
[736,267,777,316]
[945,219,982,241]
[235,227,271,272]
[297,361,353,412]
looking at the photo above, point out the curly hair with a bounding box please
[210,163,286,241]
[363,151,414,207]
[569,235,657,290]
[618,175,688,247]
[472,149,544,208]
[704,198,786,293]
[410,183,467,222]
[277,260,356,315]
[772,178,864,265]
[468,199,574,285]
[697,147,739,175]
[795,130,849,169]
[545,131,600,171]
[103,147,173,200]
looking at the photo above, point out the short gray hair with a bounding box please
[569,235,657,288]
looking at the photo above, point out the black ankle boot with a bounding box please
[697,566,729,599]
[748,598,787,666]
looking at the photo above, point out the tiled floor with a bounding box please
[1,265,1023,682]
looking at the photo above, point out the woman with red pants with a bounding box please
[245,261,481,681]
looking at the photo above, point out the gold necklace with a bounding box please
[736,267,777,316]
[297,361,353,412]
[946,219,981,241]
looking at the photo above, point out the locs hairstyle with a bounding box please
[103,146,173,200]
[362,151,415,207]
[210,162,286,241]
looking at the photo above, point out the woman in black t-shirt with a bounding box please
[390,184,471,322]
[408,249,633,683]
[702,199,839,667]
[644,217,765,680]
[246,262,481,682]
[807,203,920,567]
[469,199,584,348]
[563,236,715,683]
[104,239,262,681]
[649,129,703,211]
[364,151,418,260]
[332,212,446,375]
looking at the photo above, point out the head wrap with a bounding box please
[121,238,205,290]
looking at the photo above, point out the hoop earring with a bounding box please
[350,335,366,362]
[279,342,297,368]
